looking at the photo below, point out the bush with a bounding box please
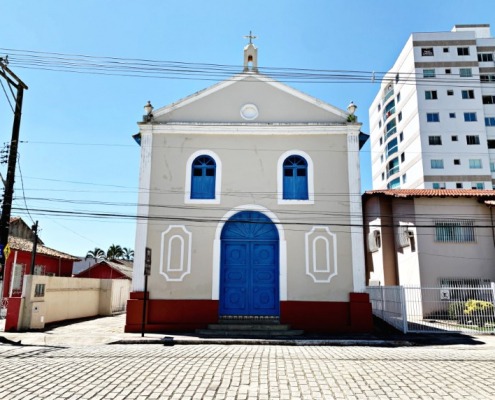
[463,300,495,327]
[448,301,465,320]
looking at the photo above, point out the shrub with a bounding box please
[448,301,465,320]
[463,300,495,327]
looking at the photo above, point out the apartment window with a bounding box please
[397,92,401,103]
[443,47,449,53]
[474,182,485,189]
[488,140,495,149]
[456,183,463,189]
[491,162,495,173]
[423,69,436,78]
[395,73,400,83]
[378,120,382,128]
[399,132,404,142]
[398,112,403,122]
[485,117,495,126]
[449,113,456,119]
[466,135,480,145]
[431,159,444,169]
[427,113,440,122]
[445,68,451,74]
[432,182,445,189]
[457,47,470,56]
[402,174,407,184]
[461,90,475,99]
[425,90,438,100]
[478,53,494,62]
[482,95,495,104]
[469,159,482,169]
[387,177,401,189]
[380,154,384,163]
[429,135,442,145]
[454,159,461,165]
[422,47,434,56]
[401,153,405,163]
[464,112,477,122]
[381,172,385,181]
[460,68,472,77]
[447,89,454,96]
[435,220,475,242]
[481,74,495,82]
[451,135,458,142]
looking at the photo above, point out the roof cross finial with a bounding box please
[244,30,257,44]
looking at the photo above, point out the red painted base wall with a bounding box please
[125,292,373,333]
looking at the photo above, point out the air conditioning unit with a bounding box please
[368,230,381,252]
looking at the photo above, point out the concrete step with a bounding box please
[218,317,280,325]
[195,328,305,338]
[206,323,292,331]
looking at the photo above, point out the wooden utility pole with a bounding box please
[0,58,28,281]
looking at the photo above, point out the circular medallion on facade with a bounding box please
[240,103,259,120]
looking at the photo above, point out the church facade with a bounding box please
[125,42,372,333]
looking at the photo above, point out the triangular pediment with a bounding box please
[152,73,349,124]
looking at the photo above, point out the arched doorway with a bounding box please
[219,211,280,317]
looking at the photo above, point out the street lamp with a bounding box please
[347,101,357,122]
[143,101,153,122]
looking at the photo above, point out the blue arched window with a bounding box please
[191,155,216,199]
[283,155,308,200]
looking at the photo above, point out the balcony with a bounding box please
[383,89,394,103]
[383,107,396,121]
[386,165,400,178]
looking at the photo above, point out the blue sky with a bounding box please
[1,0,494,257]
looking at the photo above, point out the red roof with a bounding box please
[364,189,495,199]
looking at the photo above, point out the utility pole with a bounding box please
[30,221,39,275]
[0,58,28,282]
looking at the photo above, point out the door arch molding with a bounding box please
[212,205,287,301]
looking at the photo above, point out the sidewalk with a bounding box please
[1,313,495,347]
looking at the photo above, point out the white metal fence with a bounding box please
[367,284,495,334]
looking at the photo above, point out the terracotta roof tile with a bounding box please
[364,189,495,199]
[8,236,79,261]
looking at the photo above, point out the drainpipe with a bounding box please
[491,207,495,247]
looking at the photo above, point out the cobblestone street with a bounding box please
[1,342,494,399]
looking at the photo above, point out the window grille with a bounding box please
[435,220,475,243]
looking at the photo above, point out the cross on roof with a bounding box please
[243,31,257,44]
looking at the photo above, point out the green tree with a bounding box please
[122,247,134,261]
[85,247,106,261]
[107,244,124,260]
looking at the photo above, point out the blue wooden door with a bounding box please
[220,211,279,316]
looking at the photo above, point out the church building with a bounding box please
[126,38,372,333]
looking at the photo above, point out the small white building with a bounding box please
[126,41,372,333]
[363,189,495,287]
[369,24,495,190]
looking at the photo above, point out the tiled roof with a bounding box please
[8,236,79,261]
[364,189,495,199]
[76,259,133,279]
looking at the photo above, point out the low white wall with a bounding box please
[19,276,131,330]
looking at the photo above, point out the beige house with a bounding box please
[126,42,372,333]
[363,189,495,287]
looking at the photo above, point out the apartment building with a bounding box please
[370,24,495,190]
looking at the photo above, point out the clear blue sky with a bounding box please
[1,0,494,257]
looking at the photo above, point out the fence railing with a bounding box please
[0,297,7,319]
[367,284,495,334]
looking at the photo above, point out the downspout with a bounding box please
[491,207,495,247]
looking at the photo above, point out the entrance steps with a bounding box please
[196,317,304,338]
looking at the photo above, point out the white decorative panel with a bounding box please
[305,226,337,283]
[160,225,192,281]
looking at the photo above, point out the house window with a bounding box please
[443,47,449,53]
[283,155,308,200]
[447,89,454,96]
[425,90,438,100]
[429,135,442,145]
[432,182,445,189]
[449,113,456,119]
[445,68,451,74]
[461,90,475,99]
[435,220,475,242]
[469,159,482,169]
[485,117,495,126]
[466,135,480,145]
[451,135,458,142]
[460,68,472,77]
[422,47,434,56]
[456,183,463,188]
[478,53,494,62]
[454,159,461,165]
[191,155,216,199]
[427,113,440,122]
[472,182,485,189]
[464,112,477,122]
[431,159,444,169]
[423,69,436,78]
[457,47,470,56]
[34,284,46,298]
[482,95,495,104]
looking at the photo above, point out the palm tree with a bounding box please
[122,247,134,261]
[107,244,124,261]
[86,247,106,261]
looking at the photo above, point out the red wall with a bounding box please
[125,293,373,334]
[2,250,74,297]
[76,264,128,280]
